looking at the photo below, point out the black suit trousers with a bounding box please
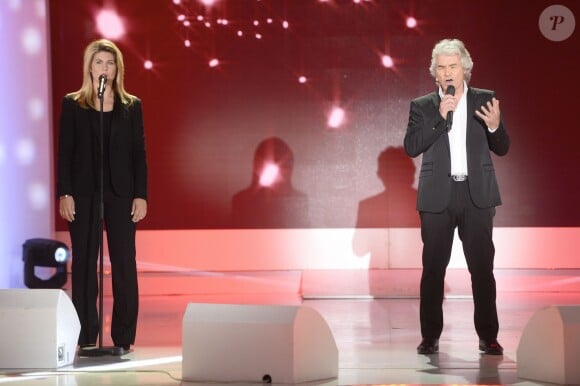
[419,179,499,341]
[69,191,138,346]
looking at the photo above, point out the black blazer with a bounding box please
[57,95,148,200]
[404,87,510,213]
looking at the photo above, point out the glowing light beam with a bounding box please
[95,9,125,40]
[328,107,345,128]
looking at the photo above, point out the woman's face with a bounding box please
[90,51,116,85]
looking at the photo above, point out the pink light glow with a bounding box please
[95,9,125,40]
[298,76,307,84]
[209,58,219,67]
[328,107,345,128]
[199,0,218,6]
[259,163,280,187]
[144,60,153,70]
[406,16,418,28]
[381,55,394,68]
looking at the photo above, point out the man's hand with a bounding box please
[131,198,147,223]
[476,97,501,130]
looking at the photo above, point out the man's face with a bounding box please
[435,53,465,93]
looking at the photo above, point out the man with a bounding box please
[403,39,510,355]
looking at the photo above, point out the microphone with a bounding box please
[445,85,455,131]
[97,74,107,99]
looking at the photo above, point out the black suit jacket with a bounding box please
[404,87,510,213]
[57,95,148,200]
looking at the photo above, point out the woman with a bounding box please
[57,39,148,352]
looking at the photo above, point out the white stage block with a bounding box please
[517,305,580,385]
[182,303,338,383]
[0,289,80,369]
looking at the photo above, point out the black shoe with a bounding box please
[117,344,131,352]
[417,338,439,355]
[479,339,503,355]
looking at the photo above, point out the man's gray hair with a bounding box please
[429,39,474,83]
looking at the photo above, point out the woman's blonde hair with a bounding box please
[69,39,135,109]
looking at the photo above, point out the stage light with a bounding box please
[381,54,394,68]
[298,76,307,84]
[259,163,280,187]
[209,58,219,67]
[406,16,417,28]
[21,27,42,55]
[23,238,70,289]
[144,60,153,70]
[328,107,345,128]
[54,247,68,263]
[16,138,35,165]
[96,9,125,40]
[200,0,218,6]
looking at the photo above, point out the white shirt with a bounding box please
[439,81,468,176]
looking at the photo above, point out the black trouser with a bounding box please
[419,180,499,341]
[69,191,138,347]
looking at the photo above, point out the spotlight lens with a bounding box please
[54,247,68,263]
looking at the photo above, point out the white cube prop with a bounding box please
[0,289,80,369]
[182,303,338,383]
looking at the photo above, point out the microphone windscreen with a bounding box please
[446,85,455,96]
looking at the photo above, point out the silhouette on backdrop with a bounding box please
[352,146,419,296]
[231,137,309,228]
[355,147,419,229]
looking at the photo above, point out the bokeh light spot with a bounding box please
[21,27,42,55]
[406,16,417,28]
[16,138,36,165]
[28,97,44,121]
[381,55,394,68]
[96,9,125,40]
[328,107,345,128]
[259,163,280,187]
[28,181,49,210]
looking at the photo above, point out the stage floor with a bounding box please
[1,270,579,386]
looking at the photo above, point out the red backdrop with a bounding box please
[51,0,580,230]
